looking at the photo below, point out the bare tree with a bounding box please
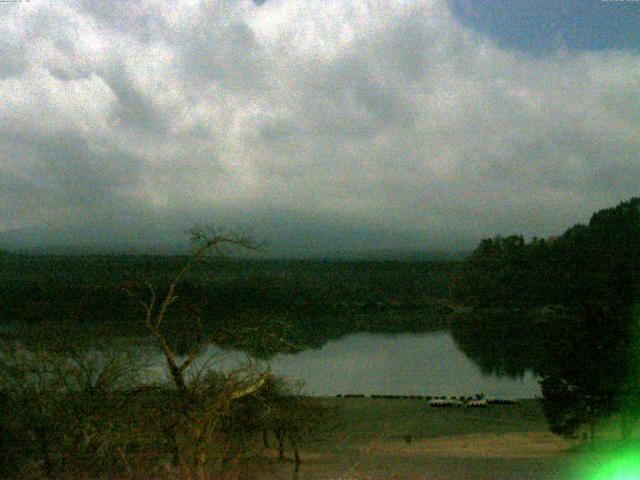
[257,376,337,478]
[126,225,264,393]
[124,225,273,475]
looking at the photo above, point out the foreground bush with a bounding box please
[0,344,333,479]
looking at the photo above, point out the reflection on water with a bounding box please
[150,332,540,398]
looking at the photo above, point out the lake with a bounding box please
[147,331,541,398]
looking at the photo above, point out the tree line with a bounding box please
[0,252,456,357]
[451,197,640,441]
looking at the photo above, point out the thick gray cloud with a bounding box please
[99,64,170,132]
[1,0,639,255]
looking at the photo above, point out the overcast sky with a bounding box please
[1,0,639,255]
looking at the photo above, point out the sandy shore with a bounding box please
[263,399,583,480]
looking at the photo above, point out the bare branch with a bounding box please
[128,224,265,397]
[186,224,266,255]
[228,373,269,401]
[177,341,206,374]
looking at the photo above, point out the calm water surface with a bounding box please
[150,332,540,398]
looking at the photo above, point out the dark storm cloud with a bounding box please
[0,128,149,236]
[31,134,144,203]
[1,0,639,254]
[99,66,169,132]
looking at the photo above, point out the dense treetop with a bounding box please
[452,197,640,310]
[451,197,640,439]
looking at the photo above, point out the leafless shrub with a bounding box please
[0,342,149,479]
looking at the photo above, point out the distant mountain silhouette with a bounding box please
[313,249,469,262]
[0,211,470,260]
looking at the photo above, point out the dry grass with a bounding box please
[268,398,585,480]
[358,431,573,459]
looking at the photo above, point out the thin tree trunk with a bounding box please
[195,433,207,480]
[163,423,181,466]
[38,433,54,479]
[292,443,301,480]
[275,429,285,459]
[292,440,301,469]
